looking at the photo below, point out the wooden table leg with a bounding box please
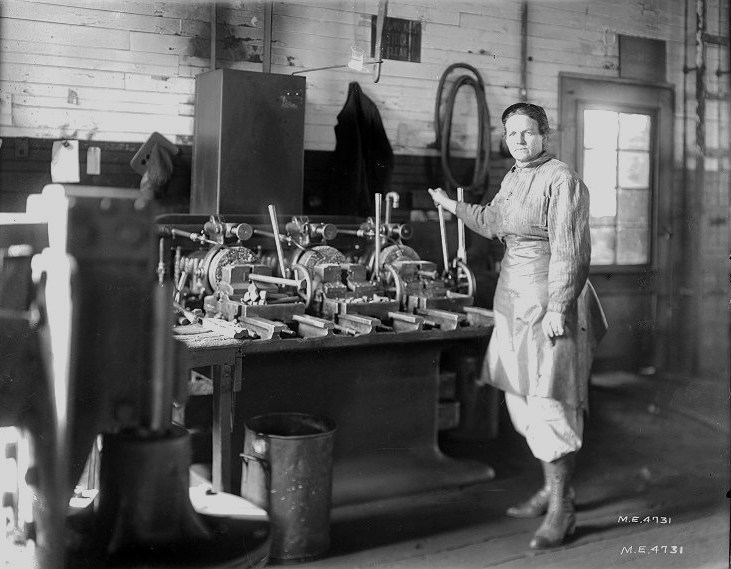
[212,363,233,493]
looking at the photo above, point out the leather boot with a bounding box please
[506,462,575,518]
[528,453,576,549]
[506,485,550,518]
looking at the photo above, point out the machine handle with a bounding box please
[437,204,450,275]
[372,193,382,282]
[456,187,467,263]
[268,204,288,278]
[168,228,219,246]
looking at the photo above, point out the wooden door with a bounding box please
[559,74,675,372]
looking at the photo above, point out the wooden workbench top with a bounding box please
[173,322,493,356]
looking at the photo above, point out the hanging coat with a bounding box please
[325,82,394,217]
[455,152,608,408]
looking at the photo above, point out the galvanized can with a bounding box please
[241,412,336,563]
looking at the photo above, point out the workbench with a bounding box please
[174,323,495,508]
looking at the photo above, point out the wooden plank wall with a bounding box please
[0,0,728,377]
[0,0,688,153]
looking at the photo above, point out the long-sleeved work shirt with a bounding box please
[456,151,591,314]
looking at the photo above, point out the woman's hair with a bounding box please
[501,102,551,135]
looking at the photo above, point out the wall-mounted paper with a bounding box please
[51,140,80,183]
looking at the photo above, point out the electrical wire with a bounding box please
[433,63,491,197]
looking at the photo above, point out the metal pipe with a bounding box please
[373,193,382,282]
[149,283,174,432]
[337,227,372,238]
[254,228,306,251]
[156,238,166,284]
[519,0,528,101]
[291,64,350,75]
[692,0,706,374]
[210,2,216,71]
[456,187,467,263]
[268,204,287,278]
[169,228,219,246]
[373,0,388,83]
[263,1,273,74]
[437,204,450,274]
[385,191,399,224]
[173,246,182,285]
[248,273,302,289]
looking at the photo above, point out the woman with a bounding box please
[429,102,607,549]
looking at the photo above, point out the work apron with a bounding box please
[481,236,606,408]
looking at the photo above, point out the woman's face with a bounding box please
[504,114,545,164]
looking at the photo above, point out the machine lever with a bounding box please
[437,205,450,275]
[456,187,467,264]
[372,193,382,283]
[168,227,219,246]
[268,204,288,278]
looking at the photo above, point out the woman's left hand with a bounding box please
[542,311,566,339]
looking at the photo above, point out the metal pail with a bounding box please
[240,412,336,563]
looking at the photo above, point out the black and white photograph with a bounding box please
[0,1,728,568]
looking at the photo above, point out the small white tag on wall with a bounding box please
[87,146,101,175]
[51,140,80,183]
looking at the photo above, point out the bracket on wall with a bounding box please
[291,1,387,83]
[373,0,388,83]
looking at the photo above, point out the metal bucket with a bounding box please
[240,412,336,563]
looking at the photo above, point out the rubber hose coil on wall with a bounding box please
[434,63,491,199]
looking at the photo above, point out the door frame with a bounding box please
[559,73,675,371]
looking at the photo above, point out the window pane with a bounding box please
[618,150,650,189]
[582,109,653,267]
[584,110,619,149]
[590,227,616,265]
[616,227,650,264]
[583,148,617,218]
[617,189,650,226]
[619,113,651,150]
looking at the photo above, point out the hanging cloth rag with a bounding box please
[325,82,394,217]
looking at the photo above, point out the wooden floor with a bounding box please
[304,371,730,569]
[1,371,727,569]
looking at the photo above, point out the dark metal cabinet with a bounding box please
[191,69,306,215]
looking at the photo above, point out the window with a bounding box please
[580,108,653,266]
[370,16,421,63]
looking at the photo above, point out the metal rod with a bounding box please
[248,272,301,288]
[337,227,371,238]
[456,187,467,263]
[373,193,382,282]
[692,0,706,374]
[437,204,450,274]
[149,283,174,432]
[519,0,528,101]
[169,228,218,246]
[254,228,307,251]
[210,2,216,71]
[373,0,388,83]
[291,60,383,76]
[263,0,273,73]
[385,191,399,225]
[292,64,349,75]
[156,237,166,284]
[268,204,287,278]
